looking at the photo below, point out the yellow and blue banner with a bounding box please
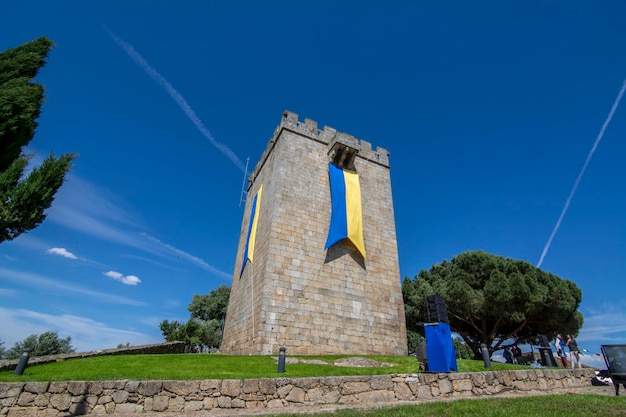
[240,184,263,276]
[325,164,366,258]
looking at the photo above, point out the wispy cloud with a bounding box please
[163,298,181,309]
[51,175,141,228]
[138,315,170,328]
[577,311,626,343]
[46,175,229,277]
[580,353,606,369]
[142,233,231,279]
[106,29,246,173]
[0,307,161,352]
[0,288,18,297]
[122,254,186,272]
[537,79,626,267]
[8,234,50,251]
[8,234,109,270]
[572,300,626,365]
[47,175,151,252]
[0,267,147,306]
[46,247,78,260]
[104,271,142,286]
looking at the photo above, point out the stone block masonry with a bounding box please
[221,111,407,356]
[0,369,598,416]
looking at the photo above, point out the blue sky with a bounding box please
[1,2,625,366]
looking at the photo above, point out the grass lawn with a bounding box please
[270,395,626,416]
[0,355,529,381]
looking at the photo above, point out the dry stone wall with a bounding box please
[1,369,596,416]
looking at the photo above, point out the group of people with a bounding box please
[502,333,581,368]
[503,345,525,365]
[555,333,581,368]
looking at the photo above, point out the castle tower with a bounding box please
[221,111,407,356]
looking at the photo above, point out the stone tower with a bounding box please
[221,111,407,356]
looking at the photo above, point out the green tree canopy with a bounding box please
[0,37,75,243]
[3,331,75,359]
[158,319,222,351]
[187,285,231,322]
[403,250,583,358]
[406,330,425,355]
[453,337,474,360]
[159,285,231,350]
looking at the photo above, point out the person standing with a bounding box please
[566,334,581,368]
[503,347,513,364]
[555,334,568,367]
[512,345,524,365]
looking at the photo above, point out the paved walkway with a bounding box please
[104,384,617,417]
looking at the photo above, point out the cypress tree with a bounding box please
[0,37,75,242]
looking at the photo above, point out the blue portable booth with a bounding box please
[425,322,458,373]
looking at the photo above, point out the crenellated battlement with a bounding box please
[249,111,390,186]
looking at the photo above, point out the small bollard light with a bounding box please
[14,348,33,376]
[277,346,286,373]
[481,343,491,369]
[540,347,552,367]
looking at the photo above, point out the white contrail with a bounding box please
[106,30,246,172]
[537,79,626,268]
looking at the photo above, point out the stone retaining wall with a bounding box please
[0,368,596,416]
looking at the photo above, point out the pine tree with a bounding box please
[403,250,583,358]
[0,37,75,243]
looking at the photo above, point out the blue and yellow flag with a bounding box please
[325,164,366,258]
[240,185,263,276]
